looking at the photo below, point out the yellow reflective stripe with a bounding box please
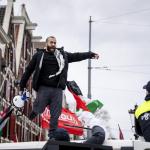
[135,100,150,119]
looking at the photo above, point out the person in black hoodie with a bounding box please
[135,81,150,142]
[19,36,99,139]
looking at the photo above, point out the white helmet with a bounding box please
[12,95,25,108]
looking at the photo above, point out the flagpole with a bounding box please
[64,124,92,130]
[88,16,92,99]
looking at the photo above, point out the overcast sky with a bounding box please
[1,0,150,139]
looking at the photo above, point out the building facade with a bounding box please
[0,0,45,142]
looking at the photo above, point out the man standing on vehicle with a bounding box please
[19,36,99,139]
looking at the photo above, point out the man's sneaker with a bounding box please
[48,137,56,141]
[48,128,70,141]
[48,129,56,141]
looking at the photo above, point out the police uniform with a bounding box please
[135,81,150,142]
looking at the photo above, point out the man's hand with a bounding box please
[19,91,23,96]
[91,52,99,59]
[19,89,30,100]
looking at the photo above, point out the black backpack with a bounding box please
[66,81,83,96]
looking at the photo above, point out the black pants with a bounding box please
[33,86,63,131]
[138,112,150,142]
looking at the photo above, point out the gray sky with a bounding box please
[2,0,150,139]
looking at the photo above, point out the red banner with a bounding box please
[41,107,83,136]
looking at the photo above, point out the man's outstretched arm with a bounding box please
[67,51,99,63]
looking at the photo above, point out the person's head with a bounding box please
[46,36,57,52]
[54,128,70,141]
[84,126,105,145]
[143,81,150,94]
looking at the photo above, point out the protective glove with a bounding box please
[19,91,23,96]
[19,89,30,101]
[90,52,99,59]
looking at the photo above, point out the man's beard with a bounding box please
[46,46,56,52]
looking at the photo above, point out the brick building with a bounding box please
[0,0,46,142]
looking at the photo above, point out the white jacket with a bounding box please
[76,111,109,140]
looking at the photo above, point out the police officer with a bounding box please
[135,81,150,142]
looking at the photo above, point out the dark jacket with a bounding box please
[20,49,95,91]
[134,94,150,137]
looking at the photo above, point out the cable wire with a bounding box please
[91,67,150,75]
[102,69,150,75]
[96,21,150,27]
[108,64,150,68]
[95,7,150,22]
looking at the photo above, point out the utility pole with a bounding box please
[87,16,92,99]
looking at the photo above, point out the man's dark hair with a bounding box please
[143,81,150,93]
[46,36,56,43]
